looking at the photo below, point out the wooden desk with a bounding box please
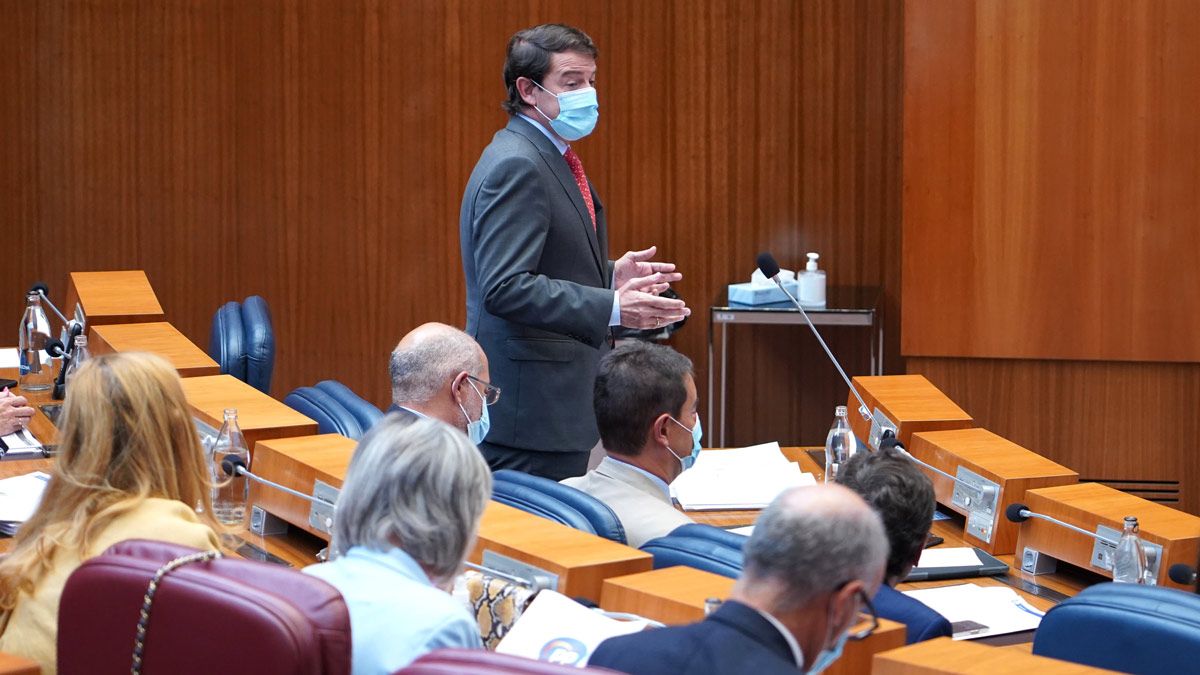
[873,637,1118,674]
[599,566,904,675]
[64,270,165,327]
[0,365,60,447]
[250,434,357,539]
[89,322,219,377]
[180,375,316,453]
[472,502,653,603]
[847,374,974,448]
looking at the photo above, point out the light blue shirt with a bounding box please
[607,456,671,500]
[517,113,621,327]
[304,547,481,674]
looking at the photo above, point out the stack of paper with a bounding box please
[495,590,649,666]
[902,583,1044,639]
[670,442,817,510]
[0,428,46,460]
[0,471,51,535]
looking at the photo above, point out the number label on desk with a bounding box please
[714,312,737,322]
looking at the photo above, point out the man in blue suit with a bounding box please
[589,485,888,674]
[837,447,953,643]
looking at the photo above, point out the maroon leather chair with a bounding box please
[58,539,350,675]
[398,649,621,674]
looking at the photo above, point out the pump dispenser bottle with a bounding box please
[799,252,826,309]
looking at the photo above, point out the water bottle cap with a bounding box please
[835,405,847,416]
[74,335,88,346]
[1124,516,1138,525]
[223,408,238,419]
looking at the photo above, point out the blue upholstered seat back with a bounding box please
[283,381,382,440]
[491,470,627,545]
[639,532,745,579]
[208,295,275,394]
[1032,582,1200,675]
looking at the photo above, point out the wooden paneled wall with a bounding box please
[1,0,903,447]
[903,0,1200,514]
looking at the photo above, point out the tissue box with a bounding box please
[727,280,798,305]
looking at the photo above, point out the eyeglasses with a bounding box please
[847,588,879,641]
[466,375,501,406]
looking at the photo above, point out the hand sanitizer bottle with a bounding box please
[799,252,826,308]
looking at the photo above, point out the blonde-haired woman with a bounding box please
[0,352,221,673]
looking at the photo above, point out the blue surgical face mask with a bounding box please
[531,80,599,141]
[668,415,702,472]
[458,379,491,444]
[807,596,854,674]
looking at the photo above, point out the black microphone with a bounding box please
[1168,563,1197,586]
[755,251,872,422]
[220,455,334,508]
[1004,502,1117,544]
[44,338,66,359]
[28,281,50,297]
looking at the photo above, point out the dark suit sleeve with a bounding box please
[913,614,953,643]
[469,153,613,347]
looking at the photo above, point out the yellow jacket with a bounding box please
[0,498,219,674]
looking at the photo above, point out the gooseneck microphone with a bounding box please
[1005,503,1118,545]
[220,456,334,507]
[880,433,968,484]
[1168,563,1197,586]
[755,252,872,422]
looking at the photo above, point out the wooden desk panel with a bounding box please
[472,502,652,603]
[873,637,1118,674]
[249,434,357,539]
[847,375,974,448]
[90,322,220,377]
[65,270,165,326]
[0,653,40,675]
[180,375,316,452]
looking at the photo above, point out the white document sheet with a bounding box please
[0,471,51,525]
[916,547,984,568]
[729,525,755,536]
[495,590,649,667]
[670,442,817,510]
[0,348,18,369]
[902,583,1044,639]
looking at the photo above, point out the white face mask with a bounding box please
[457,379,490,444]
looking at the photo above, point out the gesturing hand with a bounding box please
[617,273,692,330]
[613,246,681,292]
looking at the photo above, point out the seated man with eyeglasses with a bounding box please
[590,484,887,675]
[388,322,501,444]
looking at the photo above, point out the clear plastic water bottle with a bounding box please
[63,335,91,384]
[824,405,855,482]
[18,293,54,392]
[1112,516,1147,584]
[209,408,250,525]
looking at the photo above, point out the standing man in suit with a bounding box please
[387,323,498,437]
[460,24,690,481]
[590,484,888,675]
[837,446,953,643]
[561,341,698,547]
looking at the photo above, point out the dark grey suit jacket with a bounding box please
[460,116,613,455]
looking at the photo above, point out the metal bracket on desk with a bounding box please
[950,466,1001,544]
[249,505,288,536]
[308,480,340,535]
[1090,524,1162,584]
[867,408,898,450]
[481,550,559,591]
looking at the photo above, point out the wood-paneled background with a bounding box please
[903,0,1200,513]
[1,1,903,448]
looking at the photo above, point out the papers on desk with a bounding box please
[916,547,984,568]
[0,348,19,369]
[0,428,46,459]
[0,471,51,535]
[728,525,755,536]
[670,442,817,511]
[495,590,649,666]
[902,583,1044,640]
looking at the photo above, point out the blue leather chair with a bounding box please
[639,532,744,579]
[491,470,627,545]
[1032,582,1200,674]
[209,296,275,393]
[668,523,750,551]
[284,381,383,440]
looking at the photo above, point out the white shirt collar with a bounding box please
[606,456,672,500]
[752,607,804,668]
[517,113,569,155]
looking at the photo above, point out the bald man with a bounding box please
[387,323,499,443]
[591,484,888,675]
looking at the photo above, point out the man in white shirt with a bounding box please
[561,341,699,547]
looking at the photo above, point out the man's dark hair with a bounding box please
[837,448,936,581]
[502,24,598,115]
[594,342,693,456]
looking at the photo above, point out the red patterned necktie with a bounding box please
[563,148,597,230]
